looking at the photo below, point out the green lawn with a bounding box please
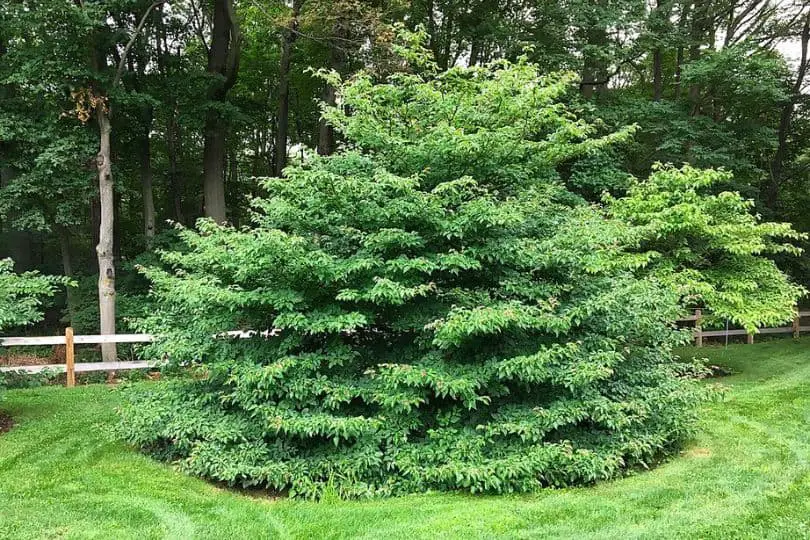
[1,340,810,539]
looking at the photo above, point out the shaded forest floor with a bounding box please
[1,339,810,539]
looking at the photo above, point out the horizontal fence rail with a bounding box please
[680,308,810,347]
[0,328,275,386]
[2,310,808,386]
[0,334,154,347]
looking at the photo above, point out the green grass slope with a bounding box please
[1,339,809,539]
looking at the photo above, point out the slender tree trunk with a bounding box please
[167,103,185,224]
[653,48,663,101]
[86,0,162,361]
[688,0,707,115]
[675,1,693,100]
[275,0,303,176]
[139,106,156,240]
[317,36,343,156]
[57,226,76,326]
[765,13,810,209]
[202,0,241,223]
[651,0,664,101]
[96,107,117,362]
[675,46,683,99]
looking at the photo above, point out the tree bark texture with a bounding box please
[202,0,241,223]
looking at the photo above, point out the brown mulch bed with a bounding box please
[0,411,13,435]
[0,346,65,367]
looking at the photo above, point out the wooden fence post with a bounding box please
[694,309,703,348]
[65,327,75,388]
[793,314,801,339]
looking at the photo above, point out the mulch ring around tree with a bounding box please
[0,411,14,435]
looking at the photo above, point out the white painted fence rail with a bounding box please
[0,328,275,386]
[0,328,158,386]
[0,334,154,347]
[2,309,808,387]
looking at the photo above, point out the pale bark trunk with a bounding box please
[96,108,117,362]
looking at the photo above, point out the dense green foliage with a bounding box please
[2,1,809,336]
[117,61,800,498]
[606,165,805,331]
[0,259,63,331]
[0,258,66,394]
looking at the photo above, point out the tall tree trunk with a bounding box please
[766,13,810,209]
[317,29,345,156]
[651,0,672,101]
[87,0,162,360]
[57,226,76,326]
[275,0,303,176]
[203,111,228,222]
[581,26,608,98]
[675,1,693,100]
[140,106,156,241]
[653,48,663,101]
[688,0,707,115]
[675,46,684,99]
[96,107,117,362]
[202,0,241,223]
[167,103,185,224]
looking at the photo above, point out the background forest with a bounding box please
[1,0,809,336]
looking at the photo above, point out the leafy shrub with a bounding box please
[118,60,798,499]
[0,258,67,395]
[606,164,805,331]
[0,258,66,330]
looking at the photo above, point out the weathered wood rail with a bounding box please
[681,309,810,347]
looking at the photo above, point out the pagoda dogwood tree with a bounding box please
[118,59,801,499]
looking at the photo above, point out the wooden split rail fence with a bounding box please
[0,329,155,387]
[1,313,808,387]
[0,328,271,387]
[681,308,810,347]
